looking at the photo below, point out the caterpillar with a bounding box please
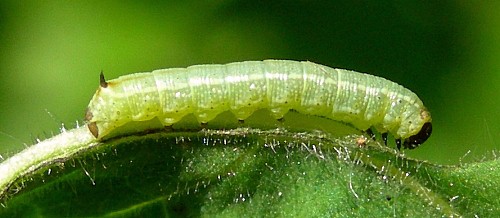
[85,60,432,149]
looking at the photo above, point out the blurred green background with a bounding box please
[0,1,498,164]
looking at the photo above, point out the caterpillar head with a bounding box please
[403,122,432,149]
[402,108,432,149]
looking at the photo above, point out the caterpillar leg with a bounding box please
[364,129,375,139]
[382,133,388,145]
[396,139,402,150]
[200,122,208,129]
[164,125,173,132]
[88,122,99,138]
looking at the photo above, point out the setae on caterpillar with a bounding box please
[85,60,432,149]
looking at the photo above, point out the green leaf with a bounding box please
[0,128,498,217]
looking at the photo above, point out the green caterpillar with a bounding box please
[85,60,432,149]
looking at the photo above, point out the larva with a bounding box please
[85,60,432,149]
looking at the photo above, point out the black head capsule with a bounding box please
[403,122,432,149]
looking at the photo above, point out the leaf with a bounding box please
[0,128,498,217]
